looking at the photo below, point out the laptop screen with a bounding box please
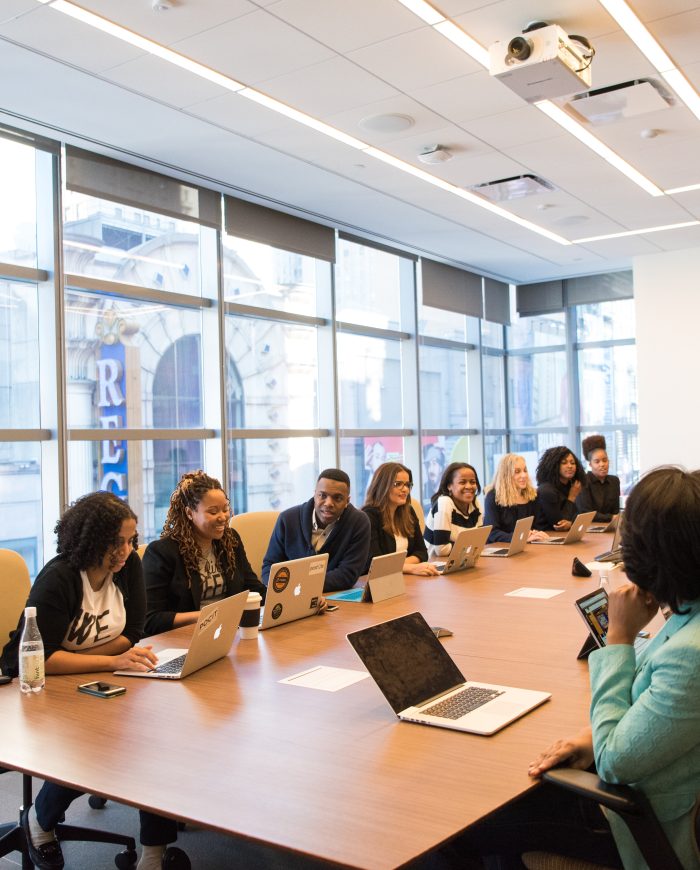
[348,612,465,714]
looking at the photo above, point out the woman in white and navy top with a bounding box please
[424,462,483,558]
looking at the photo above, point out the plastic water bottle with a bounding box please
[19,606,45,694]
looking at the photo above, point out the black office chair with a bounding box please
[0,771,138,869]
[521,767,697,870]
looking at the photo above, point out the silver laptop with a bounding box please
[326,551,406,603]
[595,513,624,562]
[588,514,619,534]
[114,590,248,680]
[348,612,550,735]
[530,511,596,545]
[260,553,328,630]
[434,525,492,573]
[482,515,534,558]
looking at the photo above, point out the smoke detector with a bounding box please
[152,0,173,11]
[417,145,453,165]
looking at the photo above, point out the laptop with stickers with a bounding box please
[261,553,328,630]
[481,515,534,558]
[529,511,596,545]
[434,525,492,574]
[348,612,550,735]
[326,550,407,603]
[114,590,248,680]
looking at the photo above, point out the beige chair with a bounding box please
[0,549,30,650]
[230,511,279,578]
[411,497,425,532]
[136,543,147,559]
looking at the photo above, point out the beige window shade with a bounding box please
[225,196,335,262]
[483,278,510,324]
[66,146,220,228]
[422,259,483,317]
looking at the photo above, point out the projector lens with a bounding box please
[507,37,532,61]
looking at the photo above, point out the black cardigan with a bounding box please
[143,533,265,636]
[576,472,621,523]
[536,480,579,530]
[361,505,428,573]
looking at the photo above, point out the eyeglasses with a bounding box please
[392,480,413,490]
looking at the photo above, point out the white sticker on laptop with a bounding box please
[308,560,326,575]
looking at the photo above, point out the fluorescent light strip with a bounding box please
[394,0,445,26]
[433,21,490,67]
[598,0,700,122]
[666,182,700,195]
[573,220,699,243]
[534,100,664,196]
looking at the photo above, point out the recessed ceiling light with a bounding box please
[470,174,554,202]
[573,220,699,243]
[358,114,415,134]
[417,145,453,164]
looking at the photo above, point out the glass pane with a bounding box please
[339,436,405,503]
[63,191,204,296]
[418,305,467,342]
[578,346,637,426]
[419,435,474,510]
[507,312,566,349]
[576,299,635,342]
[508,351,568,427]
[481,320,504,349]
[482,353,505,429]
[222,235,323,317]
[0,442,42,579]
[0,280,40,427]
[509,433,563,471]
[228,436,319,513]
[579,429,639,495]
[336,239,407,330]
[67,438,204,543]
[483,435,507,486]
[225,316,318,428]
[65,290,203,428]
[337,333,402,428]
[0,138,37,269]
[419,345,467,429]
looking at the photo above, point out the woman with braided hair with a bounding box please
[576,434,621,523]
[143,471,265,636]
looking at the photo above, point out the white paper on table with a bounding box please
[506,587,564,599]
[586,561,621,572]
[279,665,370,692]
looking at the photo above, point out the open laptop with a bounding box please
[260,553,328,630]
[588,514,619,534]
[326,550,406,603]
[435,525,492,574]
[595,513,624,562]
[574,587,649,659]
[529,511,596,545]
[347,612,550,735]
[114,590,248,680]
[482,515,534,558]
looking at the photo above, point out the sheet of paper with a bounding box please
[280,665,370,692]
[506,587,564,599]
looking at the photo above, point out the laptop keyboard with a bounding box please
[154,654,185,675]
[423,685,504,719]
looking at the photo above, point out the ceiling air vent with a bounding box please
[470,174,555,203]
[566,79,673,125]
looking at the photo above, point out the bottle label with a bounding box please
[20,652,45,685]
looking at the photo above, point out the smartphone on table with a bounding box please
[78,681,126,698]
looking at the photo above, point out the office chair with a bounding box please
[411,498,425,532]
[0,548,31,650]
[520,767,697,870]
[229,511,279,578]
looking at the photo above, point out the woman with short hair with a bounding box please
[576,434,621,523]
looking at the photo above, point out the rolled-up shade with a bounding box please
[483,278,510,324]
[516,280,564,315]
[422,259,483,317]
[565,271,633,304]
[66,146,221,228]
[225,196,335,262]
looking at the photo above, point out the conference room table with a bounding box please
[0,534,631,869]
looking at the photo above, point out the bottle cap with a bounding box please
[24,606,37,618]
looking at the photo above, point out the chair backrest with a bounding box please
[136,544,148,559]
[229,511,279,579]
[0,549,31,649]
[411,497,425,532]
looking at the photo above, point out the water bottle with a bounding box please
[19,606,45,694]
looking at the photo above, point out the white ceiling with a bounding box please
[1,0,700,283]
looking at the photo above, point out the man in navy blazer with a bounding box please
[261,468,370,592]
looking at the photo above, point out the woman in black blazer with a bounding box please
[143,470,265,636]
[362,462,439,576]
[576,434,621,523]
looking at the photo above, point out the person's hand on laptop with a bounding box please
[527,530,550,543]
[527,726,594,778]
[113,645,158,672]
[404,561,441,576]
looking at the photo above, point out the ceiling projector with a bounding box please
[489,24,592,102]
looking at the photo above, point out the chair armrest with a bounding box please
[542,768,644,816]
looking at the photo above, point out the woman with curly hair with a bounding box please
[424,462,483,558]
[0,491,186,870]
[535,445,586,531]
[143,470,265,636]
[575,434,621,523]
[362,462,439,576]
[483,454,549,543]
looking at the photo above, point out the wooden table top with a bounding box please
[0,536,625,869]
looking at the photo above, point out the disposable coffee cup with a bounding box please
[239,591,262,639]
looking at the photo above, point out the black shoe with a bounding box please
[21,806,65,869]
[162,846,191,869]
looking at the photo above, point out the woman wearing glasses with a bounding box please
[362,462,440,576]
[424,462,483,559]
